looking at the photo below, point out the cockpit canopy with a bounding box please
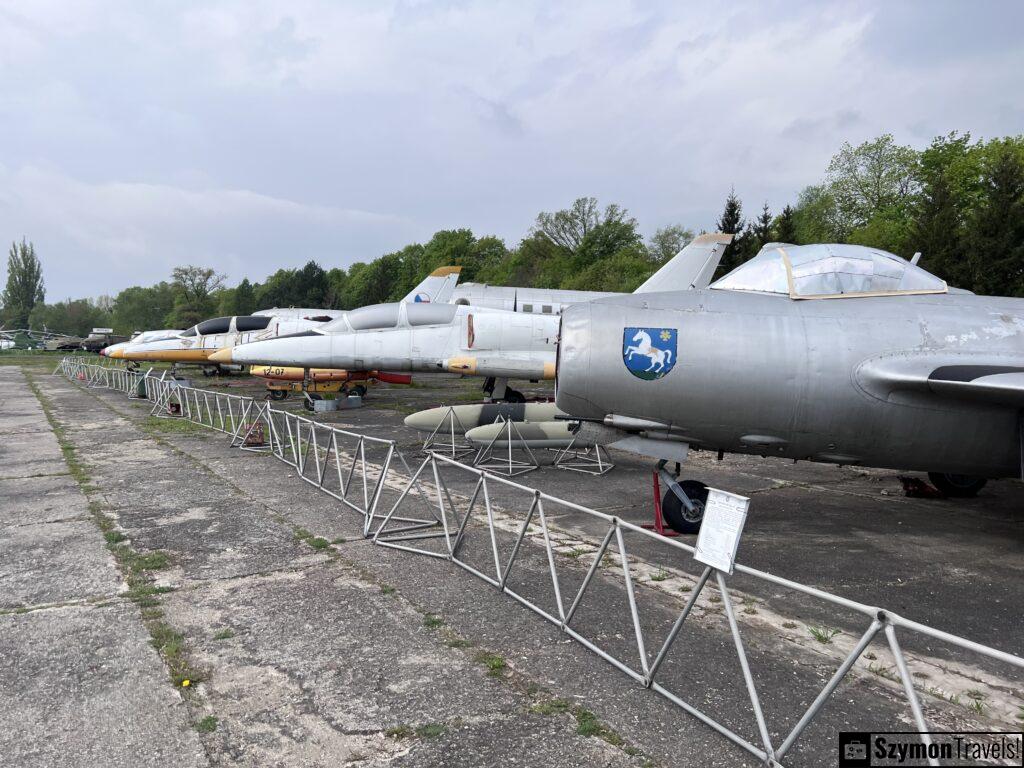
[710,244,948,299]
[320,302,459,333]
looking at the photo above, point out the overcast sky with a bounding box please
[1,0,1022,300]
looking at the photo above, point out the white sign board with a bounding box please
[92,328,114,334]
[694,488,750,575]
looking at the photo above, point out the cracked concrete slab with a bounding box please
[0,517,122,609]
[0,474,84,526]
[0,602,206,768]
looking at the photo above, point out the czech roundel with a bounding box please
[414,293,431,303]
[622,327,677,380]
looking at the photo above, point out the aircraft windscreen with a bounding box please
[711,244,947,299]
[345,304,401,330]
[234,316,272,332]
[196,317,232,335]
[406,303,458,326]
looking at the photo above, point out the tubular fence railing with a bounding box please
[55,358,1023,767]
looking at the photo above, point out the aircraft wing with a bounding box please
[402,266,462,304]
[858,356,1024,407]
[634,233,733,294]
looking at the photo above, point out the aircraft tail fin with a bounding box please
[634,233,733,294]
[403,266,463,304]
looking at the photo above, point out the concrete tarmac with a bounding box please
[3,363,1022,767]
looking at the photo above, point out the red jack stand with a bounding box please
[642,470,680,537]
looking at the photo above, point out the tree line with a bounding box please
[3,131,1022,337]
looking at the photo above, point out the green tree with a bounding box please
[792,185,845,243]
[714,188,747,276]
[2,239,45,327]
[750,202,773,253]
[169,265,225,327]
[774,204,797,244]
[112,283,176,333]
[562,246,655,292]
[29,298,112,337]
[234,278,256,314]
[534,197,637,254]
[962,142,1024,297]
[647,225,695,263]
[826,133,918,245]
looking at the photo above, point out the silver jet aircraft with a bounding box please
[556,243,1024,532]
[209,235,732,401]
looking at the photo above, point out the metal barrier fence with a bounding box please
[371,452,1024,766]
[57,358,1024,767]
[93,362,439,539]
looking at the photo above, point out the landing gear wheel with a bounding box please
[662,480,709,534]
[927,472,987,498]
[504,388,526,403]
[351,384,368,398]
[268,389,288,401]
[202,366,217,377]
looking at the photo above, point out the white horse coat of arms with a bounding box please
[622,327,678,380]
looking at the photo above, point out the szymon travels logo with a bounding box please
[839,731,1023,766]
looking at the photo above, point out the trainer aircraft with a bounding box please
[208,235,732,401]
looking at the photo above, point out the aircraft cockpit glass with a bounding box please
[345,303,401,331]
[181,327,198,337]
[234,316,273,332]
[196,317,232,335]
[406,303,458,327]
[711,244,947,299]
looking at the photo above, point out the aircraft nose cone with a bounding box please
[208,348,233,364]
[109,348,123,359]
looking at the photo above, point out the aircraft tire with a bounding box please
[269,389,288,401]
[662,480,708,534]
[927,472,987,498]
[352,384,368,398]
[202,366,217,377]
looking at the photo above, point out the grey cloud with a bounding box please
[0,1,1021,299]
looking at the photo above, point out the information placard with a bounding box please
[694,488,750,575]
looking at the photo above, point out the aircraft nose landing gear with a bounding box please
[662,479,709,534]
[651,460,708,535]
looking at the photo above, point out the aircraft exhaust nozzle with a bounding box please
[555,302,600,419]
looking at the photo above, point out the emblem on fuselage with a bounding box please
[622,327,677,380]
[414,293,431,303]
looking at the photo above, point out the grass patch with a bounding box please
[213,628,235,640]
[195,715,218,733]
[474,651,506,677]
[385,724,414,739]
[782,621,798,629]
[808,625,841,644]
[649,570,670,582]
[574,708,624,746]
[443,636,472,649]
[104,530,127,544]
[331,537,347,545]
[530,698,571,715]
[380,585,396,595]
[308,536,330,550]
[415,723,447,739]
[143,416,205,434]
[423,614,444,630]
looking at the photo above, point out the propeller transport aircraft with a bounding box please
[556,243,1024,532]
